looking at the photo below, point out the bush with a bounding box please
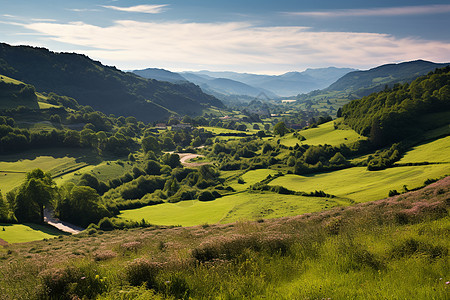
[125,258,162,288]
[98,217,115,231]
[38,263,108,299]
[198,191,215,201]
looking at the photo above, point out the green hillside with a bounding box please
[0,43,223,122]
[294,60,450,116]
[327,60,450,94]
[0,75,39,109]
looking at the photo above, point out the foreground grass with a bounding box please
[269,164,449,202]
[0,223,65,243]
[119,192,351,226]
[0,177,448,299]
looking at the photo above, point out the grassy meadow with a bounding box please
[280,120,365,147]
[119,191,352,226]
[269,164,449,202]
[399,135,450,164]
[0,223,65,243]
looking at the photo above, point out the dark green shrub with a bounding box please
[98,217,115,231]
[198,191,215,201]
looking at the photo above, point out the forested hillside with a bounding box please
[341,66,450,146]
[0,43,223,122]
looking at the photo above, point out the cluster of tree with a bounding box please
[341,66,450,146]
[367,143,402,171]
[0,80,38,109]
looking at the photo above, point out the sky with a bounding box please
[1,0,450,74]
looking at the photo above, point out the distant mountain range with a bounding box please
[132,67,356,102]
[189,67,356,97]
[0,43,223,122]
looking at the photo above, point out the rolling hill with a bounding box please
[327,59,450,96]
[131,68,188,83]
[0,43,223,122]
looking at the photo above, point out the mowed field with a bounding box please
[119,192,352,227]
[280,120,365,147]
[228,169,279,191]
[0,223,65,243]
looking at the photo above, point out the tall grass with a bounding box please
[0,177,448,299]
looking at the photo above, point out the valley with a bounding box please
[0,43,449,299]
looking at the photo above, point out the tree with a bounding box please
[273,122,289,136]
[0,192,9,222]
[142,136,160,153]
[14,169,54,223]
[57,186,109,227]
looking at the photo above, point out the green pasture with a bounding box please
[55,160,134,186]
[269,164,449,202]
[280,120,365,147]
[0,154,84,192]
[399,136,450,164]
[119,192,351,227]
[200,126,250,135]
[0,223,65,243]
[38,101,60,109]
[229,169,279,191]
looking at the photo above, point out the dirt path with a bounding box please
[177,153,210,167]
[44,209,84,234]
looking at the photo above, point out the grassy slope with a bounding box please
[0,223,65,243]
[270,164,449,202]
[399,135,450,164]
[1,178,448,299]
[229,169,279,192]
[119,192,352,226]
[280,120,365,147]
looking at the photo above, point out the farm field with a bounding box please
[269,164,449,202]
[0,223,65,243]
[280,120,365,147]
[399,135,450,164]
[119,192,351,226]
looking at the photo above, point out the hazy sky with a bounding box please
[1,0,450,74]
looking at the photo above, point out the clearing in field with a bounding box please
[119,191,351,227]
[0,223,65,243]
[280,120,365,147]
[269,164,449,202]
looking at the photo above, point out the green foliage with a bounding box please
[57,186,110,227]
[273,121,289,136]
[13,169,54,223]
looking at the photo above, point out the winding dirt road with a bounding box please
[176,153,211,167]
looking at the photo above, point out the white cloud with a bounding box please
[102,5,168,14]
[31,18,57,22]
[67,8,100,12]
[15,20,450,72]
[286,4,450,17]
